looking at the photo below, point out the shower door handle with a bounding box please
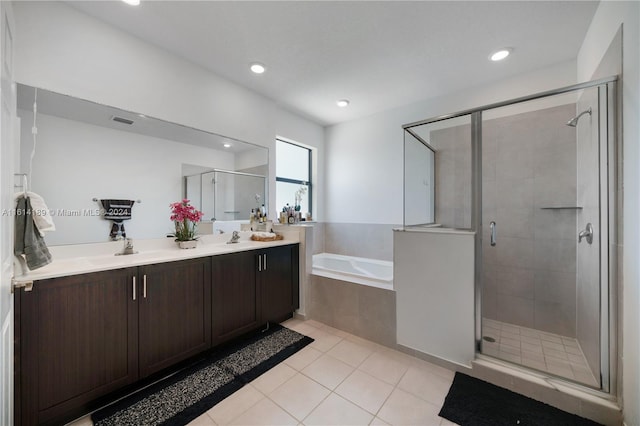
[490,221,496,246]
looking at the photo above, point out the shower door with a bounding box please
[479,84,612,390]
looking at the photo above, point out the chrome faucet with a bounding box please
[226,230,240,244]
[116,238,138,255]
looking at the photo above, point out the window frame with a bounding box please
[275,138,312,215]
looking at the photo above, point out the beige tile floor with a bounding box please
[67,318,459,426]
[481,318,599,388]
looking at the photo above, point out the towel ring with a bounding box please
[93,198,142,203]
[14,173,28,196]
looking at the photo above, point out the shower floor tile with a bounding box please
[481,319,599,388]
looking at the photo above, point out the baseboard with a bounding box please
[293,311,307,321]
[396,343,473,374]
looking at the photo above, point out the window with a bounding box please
[276,139,311,216]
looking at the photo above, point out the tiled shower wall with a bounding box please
[480,104,578,337]
[430,105,578,337]
[430,124,472,229]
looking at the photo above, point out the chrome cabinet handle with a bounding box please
[263,254,267,271]
[132,276,136,301]
[143,274,147,298]
[258,254,262,272]
[579,223,594,244]
[490,221,497,246]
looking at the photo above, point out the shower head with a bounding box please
[566,107,592,127]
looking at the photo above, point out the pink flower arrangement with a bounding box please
[170,199,204,241]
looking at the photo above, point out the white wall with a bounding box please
[19,110,235,245]
[577,2,640,424]
[324,60,577,224]
[12,1,325,222]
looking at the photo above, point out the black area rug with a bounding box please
[92,324,313,426]
[439,372,602,426]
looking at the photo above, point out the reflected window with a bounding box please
[276,139,311,216]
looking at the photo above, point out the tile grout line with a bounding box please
[219,323,327,425]
[482,318,598,387]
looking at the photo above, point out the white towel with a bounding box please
[14,192,56,236]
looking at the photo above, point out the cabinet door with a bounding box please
[138,257,211,378]
[260,245,299,324]
[212,251,260,345]
[17,268,138,426]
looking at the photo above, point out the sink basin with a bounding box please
[85,251,164,266]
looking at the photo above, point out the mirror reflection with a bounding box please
[16,84,268,245]
[403,114,472,229]
[184,168,266,234]
[404,129,435,226]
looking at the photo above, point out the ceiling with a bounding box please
[67,1,599,127]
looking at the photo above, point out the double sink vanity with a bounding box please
[13,83,298,425]
[13,233,300,426]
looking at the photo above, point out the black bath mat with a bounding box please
[439,372,602,426]
[92,324,313,426]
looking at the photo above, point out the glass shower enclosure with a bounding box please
[184,169,266,222]
[403,76,617,393]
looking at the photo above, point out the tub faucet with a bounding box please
[227,231,240,244]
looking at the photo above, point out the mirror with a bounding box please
[16,84,268,245]
[184,168,266,233]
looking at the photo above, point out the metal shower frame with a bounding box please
[402,75,618,396]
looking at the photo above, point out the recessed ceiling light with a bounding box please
[250,63,266,74]
[336,99,350,108]
[223,143,232,148]
[121,0,140,5]
[490,48,512,61]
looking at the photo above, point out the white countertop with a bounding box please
[14,232,299,283]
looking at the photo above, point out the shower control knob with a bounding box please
[578,223,593,245]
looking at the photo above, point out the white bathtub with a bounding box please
[312,253,394,290]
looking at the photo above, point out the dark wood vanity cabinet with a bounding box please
[212,244,300,345]
[15,258,211,425]
[259,245,300,324]
[138,257,211,378]
[15,267,139,426]
[15,244,298,425]
[212,250,260,345]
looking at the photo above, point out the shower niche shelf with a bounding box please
[540,206,583,210]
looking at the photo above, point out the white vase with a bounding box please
[178,240,197,249]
